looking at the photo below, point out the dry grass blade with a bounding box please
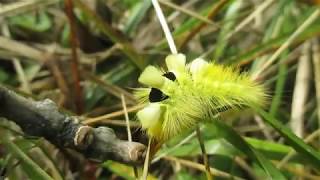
[253,8,320,79]
[1,0,320,179]
[0,0,59,18]
[164,156,245,180]
[290,41,311,137]
[2,25,31,93]
[312,38,320,127]
[234,157,259,180]
[82,104,143,125]
[84,70,136,104]
[141,139,152,180]
[89,119,140,127]
[159,0,215,25]
[179,0,229,49]
[0,36,43,62]
[121,94,139,179]
[226,0,275,39]
[277,129,320,168]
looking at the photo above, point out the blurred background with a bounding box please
[0,0,320,179]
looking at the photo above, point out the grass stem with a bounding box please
[121,95,139,179]
[196,126,213,180]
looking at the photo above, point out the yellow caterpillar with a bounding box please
[135,54,266,142]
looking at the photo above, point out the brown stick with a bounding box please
[65,0,84,114]
[0,85,146,165]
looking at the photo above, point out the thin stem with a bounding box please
[141,139,152,180]
[121,95,138,179]
[121,95,133,142]
[164,156,245,180]
[151,0,177,54]
[196,126,213,180]
[159,0,215,25]
[64,0,83,114]
[152,130,197,163]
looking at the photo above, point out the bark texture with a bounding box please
[0,85,145,165]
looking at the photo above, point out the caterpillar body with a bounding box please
[135,54,266,142]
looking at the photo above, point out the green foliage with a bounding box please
[0,0,320,179]
[8,12,52,32]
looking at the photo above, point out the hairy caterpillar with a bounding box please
[135,54,266,142]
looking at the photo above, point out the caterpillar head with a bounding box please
[136,54,201,141]
[135,54,266,142]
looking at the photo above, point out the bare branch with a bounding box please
[0,85,146,165]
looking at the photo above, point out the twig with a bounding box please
[64,0,83,114]
[0,85,146,165]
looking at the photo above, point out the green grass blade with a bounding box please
[123,0,152,35]
[210,119,287,180]
[4,140,53,180]
[213,0,242,60]
[256,107,320,169]
[269,63,287,116]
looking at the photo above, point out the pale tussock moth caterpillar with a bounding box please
[135,54,267,142]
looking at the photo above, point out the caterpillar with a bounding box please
[135,54,266,142]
